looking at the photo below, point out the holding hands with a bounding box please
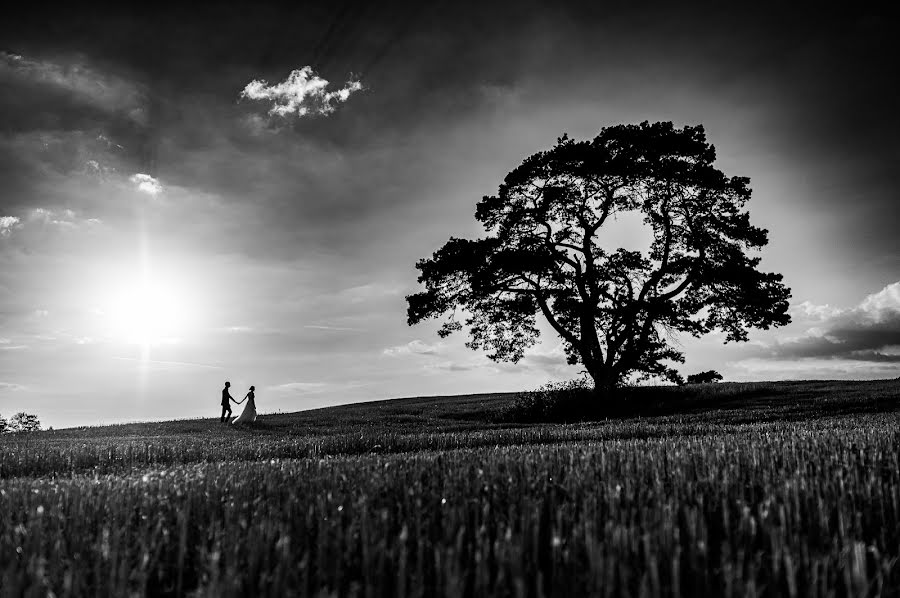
[220,381,257,424]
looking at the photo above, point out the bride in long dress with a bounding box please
[232,385,257,424]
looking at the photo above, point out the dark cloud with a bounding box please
[0,51,146,133]
[3,4,896,261]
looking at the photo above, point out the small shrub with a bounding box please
[502,377,597,422]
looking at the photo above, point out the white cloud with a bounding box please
[790,300,841,321]
[22,208,100,229]
[129,173,163,196]
[383,339,444,356]
[84,159,117,180]
[224,325,254,333]
[95,134,124,150]
[0,216,21,236]
[859,282,900,320]
[240,66,363,119]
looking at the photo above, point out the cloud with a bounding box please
[729,357,900,380]
[336,283,402,304]
[425,360,477,372]
[0,338,28,351]
[95,134,124,150]
[766,281,900,363]
[0,216,20,236]
[269,381,330,394]
[110,357,223,371]
[383,339,443,356]
[421,341,574,377]
[224,325,254,333]
[15,207,102,230]
[240,66,363,119]
[129,173,162,196]
[0,51,146,126]
[790,300,841,321]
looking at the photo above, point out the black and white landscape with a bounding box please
[1,2,898,596]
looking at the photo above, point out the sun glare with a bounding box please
[106,276,196,346]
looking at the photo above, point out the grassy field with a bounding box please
[2,380,900,597]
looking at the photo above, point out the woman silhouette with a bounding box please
[232,385,257,424]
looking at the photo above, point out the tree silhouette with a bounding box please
[407,122,790,395]
[686,370,724,384]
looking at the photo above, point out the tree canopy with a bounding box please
[686,370,724,384]
[6,412,42,433]
[407,121,791,393]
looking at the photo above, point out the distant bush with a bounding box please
[685,370,723,384]
[0,414,6,434]
[7,412,41,433]
[503,377,598,422]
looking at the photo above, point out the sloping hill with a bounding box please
[40,379,900,440]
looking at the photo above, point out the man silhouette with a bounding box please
[221,381,237,422]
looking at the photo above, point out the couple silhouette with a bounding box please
[220,381,257,424]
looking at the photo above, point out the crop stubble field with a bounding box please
[1,380,900,597]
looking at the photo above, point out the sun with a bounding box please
[106,276,194,346]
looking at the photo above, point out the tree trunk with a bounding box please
[586,364,621,400]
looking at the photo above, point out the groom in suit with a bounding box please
[221,381,237,422]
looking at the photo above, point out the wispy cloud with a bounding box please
[28,207,100,228]
[223,325,254,333]
[336,283,402,304]
[240,66,362,119]
[0,51,146,124]
[111,357,223,370]
[0,340,28,351]
[268,380,373,397]
[304,324,365,332]
[1,208,104,234]
[129,173,162,196]
[269,381,330,394]
[422,342,573,377]
[383,339,444,356]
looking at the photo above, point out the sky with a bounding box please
[1,2,898,428]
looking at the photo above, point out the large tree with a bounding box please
[406,122,791,394]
